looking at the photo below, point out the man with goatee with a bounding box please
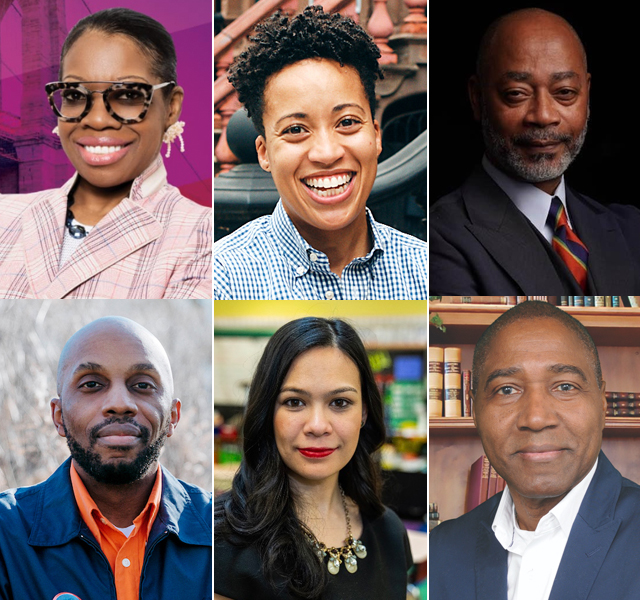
[430,8,640,295]
[0,317,211,600]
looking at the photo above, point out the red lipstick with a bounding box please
[298,447,336,458]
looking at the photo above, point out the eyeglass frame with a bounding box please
[44,81,176,124]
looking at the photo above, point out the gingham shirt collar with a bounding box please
[270,200,384,277]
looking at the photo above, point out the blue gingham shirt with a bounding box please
[214,201,427,299]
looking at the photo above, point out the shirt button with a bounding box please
[309,253,318,262]
[296,266,305,276]
[122,558,131,567]
[325,290,334,300]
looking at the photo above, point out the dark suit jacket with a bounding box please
[430,452,640,600]
[429,167,640,295]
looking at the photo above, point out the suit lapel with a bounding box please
[21,191,69,295]
[475,516,509,600]
[567,190,640,293]
[549,453,623,600]
[23,195,162,298]
[462,168,568,294]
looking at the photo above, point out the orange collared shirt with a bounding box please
[70,463,163,600]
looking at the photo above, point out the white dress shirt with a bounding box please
[492,458,598,600]
[482,156,574,244]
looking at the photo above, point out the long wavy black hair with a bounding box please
[215,317,386,599]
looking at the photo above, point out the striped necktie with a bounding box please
[546,196,589,292]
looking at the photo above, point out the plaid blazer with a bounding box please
[0,156,211,299]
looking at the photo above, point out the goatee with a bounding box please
[63,415,169,484]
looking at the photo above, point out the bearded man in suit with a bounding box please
[430,8,640,295]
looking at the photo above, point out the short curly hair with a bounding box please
[228,6,383,137]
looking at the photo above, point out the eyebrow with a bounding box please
[274,103,366,127]
[483,367,522,391]
[72,362,160,377]
[62,75,151,83]
[501,71,579,83]
[275,112,308,127]
[279,386,359,396]
[547,363,588,383]
[73,362,105,376]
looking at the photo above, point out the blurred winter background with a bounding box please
[0,299,211,491]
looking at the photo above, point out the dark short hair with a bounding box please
[215,317,386,599]
[472,301,602,393]
[59,8,177,98]
[228,5,383,137]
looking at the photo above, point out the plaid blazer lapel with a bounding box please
[26,197,163,298]
[21,193,68,295]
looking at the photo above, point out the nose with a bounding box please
[102,384,138,417]
[516,386,559,431]
[303,404,332,436]
[524,90,561,128]
[307,129,346,165]
[82,91,121,129]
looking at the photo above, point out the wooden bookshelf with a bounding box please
[429,304,640,522]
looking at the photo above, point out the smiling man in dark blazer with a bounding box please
[430,301,640,600]
[430,8,640,295]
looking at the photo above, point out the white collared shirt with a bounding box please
[482,156,573,244]
[492,458,598,600]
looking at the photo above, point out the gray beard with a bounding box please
[481,110,588,183]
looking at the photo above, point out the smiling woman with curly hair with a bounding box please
[213,6,428,301]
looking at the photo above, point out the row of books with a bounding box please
[466,455,505,513]
[433,296,637,306]
[428,347,472,417]
[606,391,640,417]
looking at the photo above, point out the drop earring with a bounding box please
[163,121,186,158]
[52,126,59,136]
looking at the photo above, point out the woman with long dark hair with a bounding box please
[0,8,211,299]
[214,317,412,599]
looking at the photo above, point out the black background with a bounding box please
[430,2,633,207]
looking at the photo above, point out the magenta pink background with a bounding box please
[0,0,211,206]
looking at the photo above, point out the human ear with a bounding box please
[256,135,270,172]
[165,85,185,128]
[468,75,482,122]
[51,398,66,438]
[166,398,182,438]
[373,120,382,157]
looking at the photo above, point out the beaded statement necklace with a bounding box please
[66,195,88,239]
[305,486,367,575]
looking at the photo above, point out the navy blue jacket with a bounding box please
[0,458,212,600]
[430,452,640,600]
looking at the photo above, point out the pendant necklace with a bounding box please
[66,194,88,239]
[305,485,367,575]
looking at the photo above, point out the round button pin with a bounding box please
[53,594,82,600]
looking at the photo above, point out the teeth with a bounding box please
[304,173,353,190]
[84,145,123,154]
[313,181,351,198]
